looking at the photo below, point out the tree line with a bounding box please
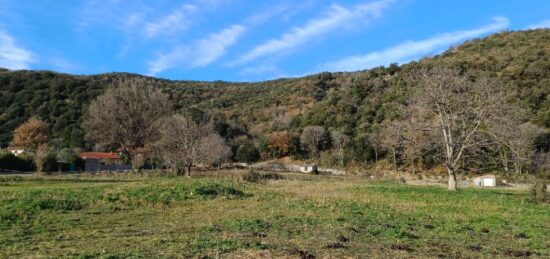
[2,66,549,191]
[81,68,549,191]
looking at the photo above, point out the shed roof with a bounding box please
[473,174,496,179]
[7,146,25,151]
[80,152,120,159]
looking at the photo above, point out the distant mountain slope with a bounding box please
[430,29,550,125]
[0,29,549,148]
[297,29,550,136]
[0,69,340,147]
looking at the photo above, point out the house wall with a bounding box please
[473,176,496,187]
[84,158,101,172]
[9,150,25,156]
[84,158,131,172]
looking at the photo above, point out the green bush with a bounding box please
[242,169,284,183]
[236,143,260,163]
[193,182,247,199]
[108,181,247,205]
[43,154,59,173]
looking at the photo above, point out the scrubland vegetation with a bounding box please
[1,171,549,258]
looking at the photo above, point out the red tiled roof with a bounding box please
[79,152,120,159]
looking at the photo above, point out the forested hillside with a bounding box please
[0,70,341,148]
[293,29,550,164]
[0,29,549,171]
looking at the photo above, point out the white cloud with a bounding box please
[240,62,280,76]
[148,24,245,75]
[0,29,33,70]
[526,19,550,29]
[322,17,510,72]
[148,52,177,76]
[191,25,246,67]
[234,0,394,65]
[145,4,198,38]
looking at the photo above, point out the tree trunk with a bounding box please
[447,167,457,191]
[392,148,397,171]
[500,148,509,174]
[374,146,378,170]
[185,164,192,178]
[339,148,345,168]
[175,166,184,176]
[514,161,522,175]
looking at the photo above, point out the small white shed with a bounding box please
[300,164,318,173]
[473,174,497,187]
[7,147,27,156]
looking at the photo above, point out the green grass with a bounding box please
[0,172,548,258]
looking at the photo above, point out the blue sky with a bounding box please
[0,0,549,81]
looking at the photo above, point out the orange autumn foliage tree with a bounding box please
[267,131,291,158]
[11,118,49,150]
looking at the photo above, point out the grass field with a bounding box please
[1,171,549,258]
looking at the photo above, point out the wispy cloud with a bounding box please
[77,0,130,30]
[191,25,246,67]
[234,0,394,65]
[148,24,245,74]
[144,4,198,38]
[239,61,280,76]
[526,19,550,29]
[321,17,510,72]
[49,56,81,73]
[0,29,33,70]
[147,1,300,75]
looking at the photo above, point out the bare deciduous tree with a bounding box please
[399,109,439,174]
[300,126,327,158]
[331,131,350,168]
[492,123,541,175]
[83,78,171,170]
[535,152,550,173]
[411,68,522,191]
[380,122,404,171]
[34,143,50,174]
[156,114,228,176]
[368,125,382,169]
[200,133,232,168]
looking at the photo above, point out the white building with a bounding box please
[472,174,497,187]
[7,147,27,156]
[300,164,318,173]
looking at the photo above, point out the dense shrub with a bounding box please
[193,182,247,198]
[530,180,549,203]
[242,169,284,183]
[236,143,260,163]
[0,152,34,171]
[43,154,59,173]
[267,131,291,158]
